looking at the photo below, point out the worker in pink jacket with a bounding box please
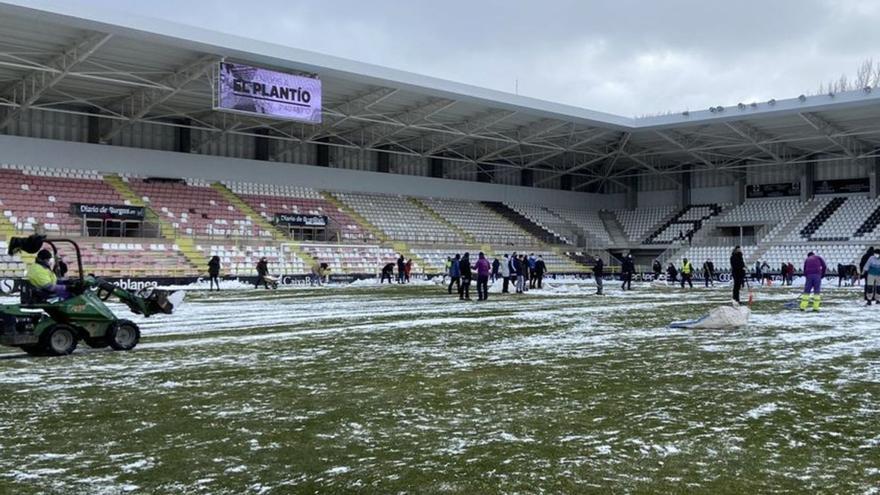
[800,251,827,311]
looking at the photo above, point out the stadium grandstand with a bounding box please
[1,0,880,285]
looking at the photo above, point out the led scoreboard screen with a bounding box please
[215,62,322,123]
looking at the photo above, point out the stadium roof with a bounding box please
[1,0,880,190]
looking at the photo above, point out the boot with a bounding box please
[812,296,821,312]
[799,294,811,311]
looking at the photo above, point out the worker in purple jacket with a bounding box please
[800,251,827,312]
[475,252,492,301]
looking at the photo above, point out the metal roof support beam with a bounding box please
[99,54,219,143]
[798,112,872,159]
[724,120,798,162]
[0,32,112,130]
[520,130,612,168]
[477,119,570,162]
[271,86,399,161]
[422,109,517,155]
[654,129,718,169]
[359,98,457,148]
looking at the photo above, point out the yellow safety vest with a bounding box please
[27,263,57,288]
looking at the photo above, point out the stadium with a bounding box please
[0,2,879,493]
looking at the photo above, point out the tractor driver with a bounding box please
[27,249,71,301]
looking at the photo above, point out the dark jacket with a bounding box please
[397,256,405,271]
[730,251,746,278]
[208,258,220,277]
[652,260,662,274]
[622,257,635,274]
[382,262,395,274]
[703,261,714,275]
[593,258,604,277]
[491,259,500,274]
[510,256,521,276]
[459,255,472,278]
[860,247,876,276]
[535,259,546,275]
[256,260,269,277]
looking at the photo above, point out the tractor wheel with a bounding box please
[107,320,140,351]
[42,324,78,356]
[85,338,109,349]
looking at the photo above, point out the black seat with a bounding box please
[20,282,52,306]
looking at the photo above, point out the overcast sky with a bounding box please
[55,0,880,116]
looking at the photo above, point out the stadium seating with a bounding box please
[53,239,194,278]
[674,245,758,272]
[761,244,867,270]
[299,243,404,274]
[614,206,676,243]
[506,203,574,244]
[809,196,880,241]
[223,181,373,242]
[794,197,846,241]
[644,204,724,244]
[0,165,124,235]
[546,206,613,245]
[335,193,463,244]
[201,243,306,277]
[421,198,537,246]
[0,240,26,278]
[127,177,270,239]
[721,199,802,242]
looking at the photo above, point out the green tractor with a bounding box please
[0,235,184,356]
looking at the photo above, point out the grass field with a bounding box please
[1,279,878,494]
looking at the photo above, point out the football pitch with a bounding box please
[1,279,878,494]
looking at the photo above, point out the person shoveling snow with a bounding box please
[669,303,751,329]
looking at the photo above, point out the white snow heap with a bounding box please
[672,304,751,329]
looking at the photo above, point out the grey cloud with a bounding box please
[56,0,880,115]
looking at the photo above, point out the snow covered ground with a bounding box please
[0,281,878,493]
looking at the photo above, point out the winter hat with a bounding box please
[36,249,52,261]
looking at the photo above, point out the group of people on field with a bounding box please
[204,255,330,291]
[380,255,414,284]
[445,252,547,301]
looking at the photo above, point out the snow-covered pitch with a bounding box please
[1,278,878,493]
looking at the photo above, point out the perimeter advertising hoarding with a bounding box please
[216,62,322,123]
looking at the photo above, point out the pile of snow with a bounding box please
[670,304,751,329]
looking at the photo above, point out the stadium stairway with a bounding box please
[320,192,387,243]
[769,199,824,242]
[104,174,206,273]
[644,204,723,245]
[545,245,590,272]
[481,202,563,244]
[321,192,429,271]
[279,242,318,270]
[211,182,285,240]
[391,241,433,274]
[409,197,477,245]
[0,212,16,241]
[598,211,629,247]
